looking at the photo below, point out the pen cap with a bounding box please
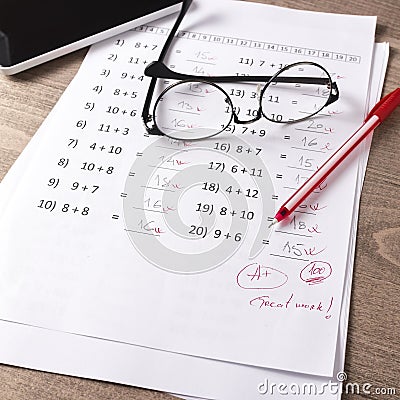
[367,88,400,121]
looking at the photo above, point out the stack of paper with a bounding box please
[0,1,389,398]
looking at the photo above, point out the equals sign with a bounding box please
[112,214,120,220]
[170,64,176,69]
[272,195,279,200]
[129,172,135,177]
[291,100,298,105]
[136,152,143,157]
[144,133,149,138]
[176,49,182,53]
[262,239,270,245]
[295,83,301,88]
[284,135,291,140]
[280,154,287,159]
[163,80,170,85]
[267,216,274,222]
[121,193,127,198]
[276,174,283,179]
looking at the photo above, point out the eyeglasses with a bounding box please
[141,0,339,140]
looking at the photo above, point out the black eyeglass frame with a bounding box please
[141,0,339,137]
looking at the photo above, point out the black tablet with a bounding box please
[0,0,182,75]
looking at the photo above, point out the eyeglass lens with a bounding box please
[153,81,233,140]
[261,63,332,123]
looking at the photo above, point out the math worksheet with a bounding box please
[0,0,376,378]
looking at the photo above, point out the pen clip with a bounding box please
[366,87,400,121]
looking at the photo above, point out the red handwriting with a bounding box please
[303,246,326,256]
[167,138,193,148]
[321,142,332,151]
[237,263,288,289]
[282,241,326,258]
[194,51,216,61]
[176,160,189,166]
[325,296,334,319]
[328,110,343,115]
[144,198,175,214]
[249,293,334,319]
[308,224,321,234]
[138,220,165,235]
[154,175,184,190]
[295,296,334,319]
[250,294,293,309]
[300,261,332,285]
[298,202,327,212]
[314,182,328,193]
[309,203,327,211]
[159,156,190,166]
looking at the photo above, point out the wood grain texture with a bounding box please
[0,1,399,399]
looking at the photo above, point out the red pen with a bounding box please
[269,87,400,227]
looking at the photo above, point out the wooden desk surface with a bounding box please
[0,1,399,399]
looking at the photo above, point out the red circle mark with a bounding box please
[300,261,332,285]
[237,263,288,289]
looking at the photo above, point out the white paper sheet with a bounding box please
[0,0,377,379]
[0,14,389,400]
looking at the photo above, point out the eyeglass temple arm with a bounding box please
[142,0,193,130]
[145,60,334,86]
[145,60,339,109]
